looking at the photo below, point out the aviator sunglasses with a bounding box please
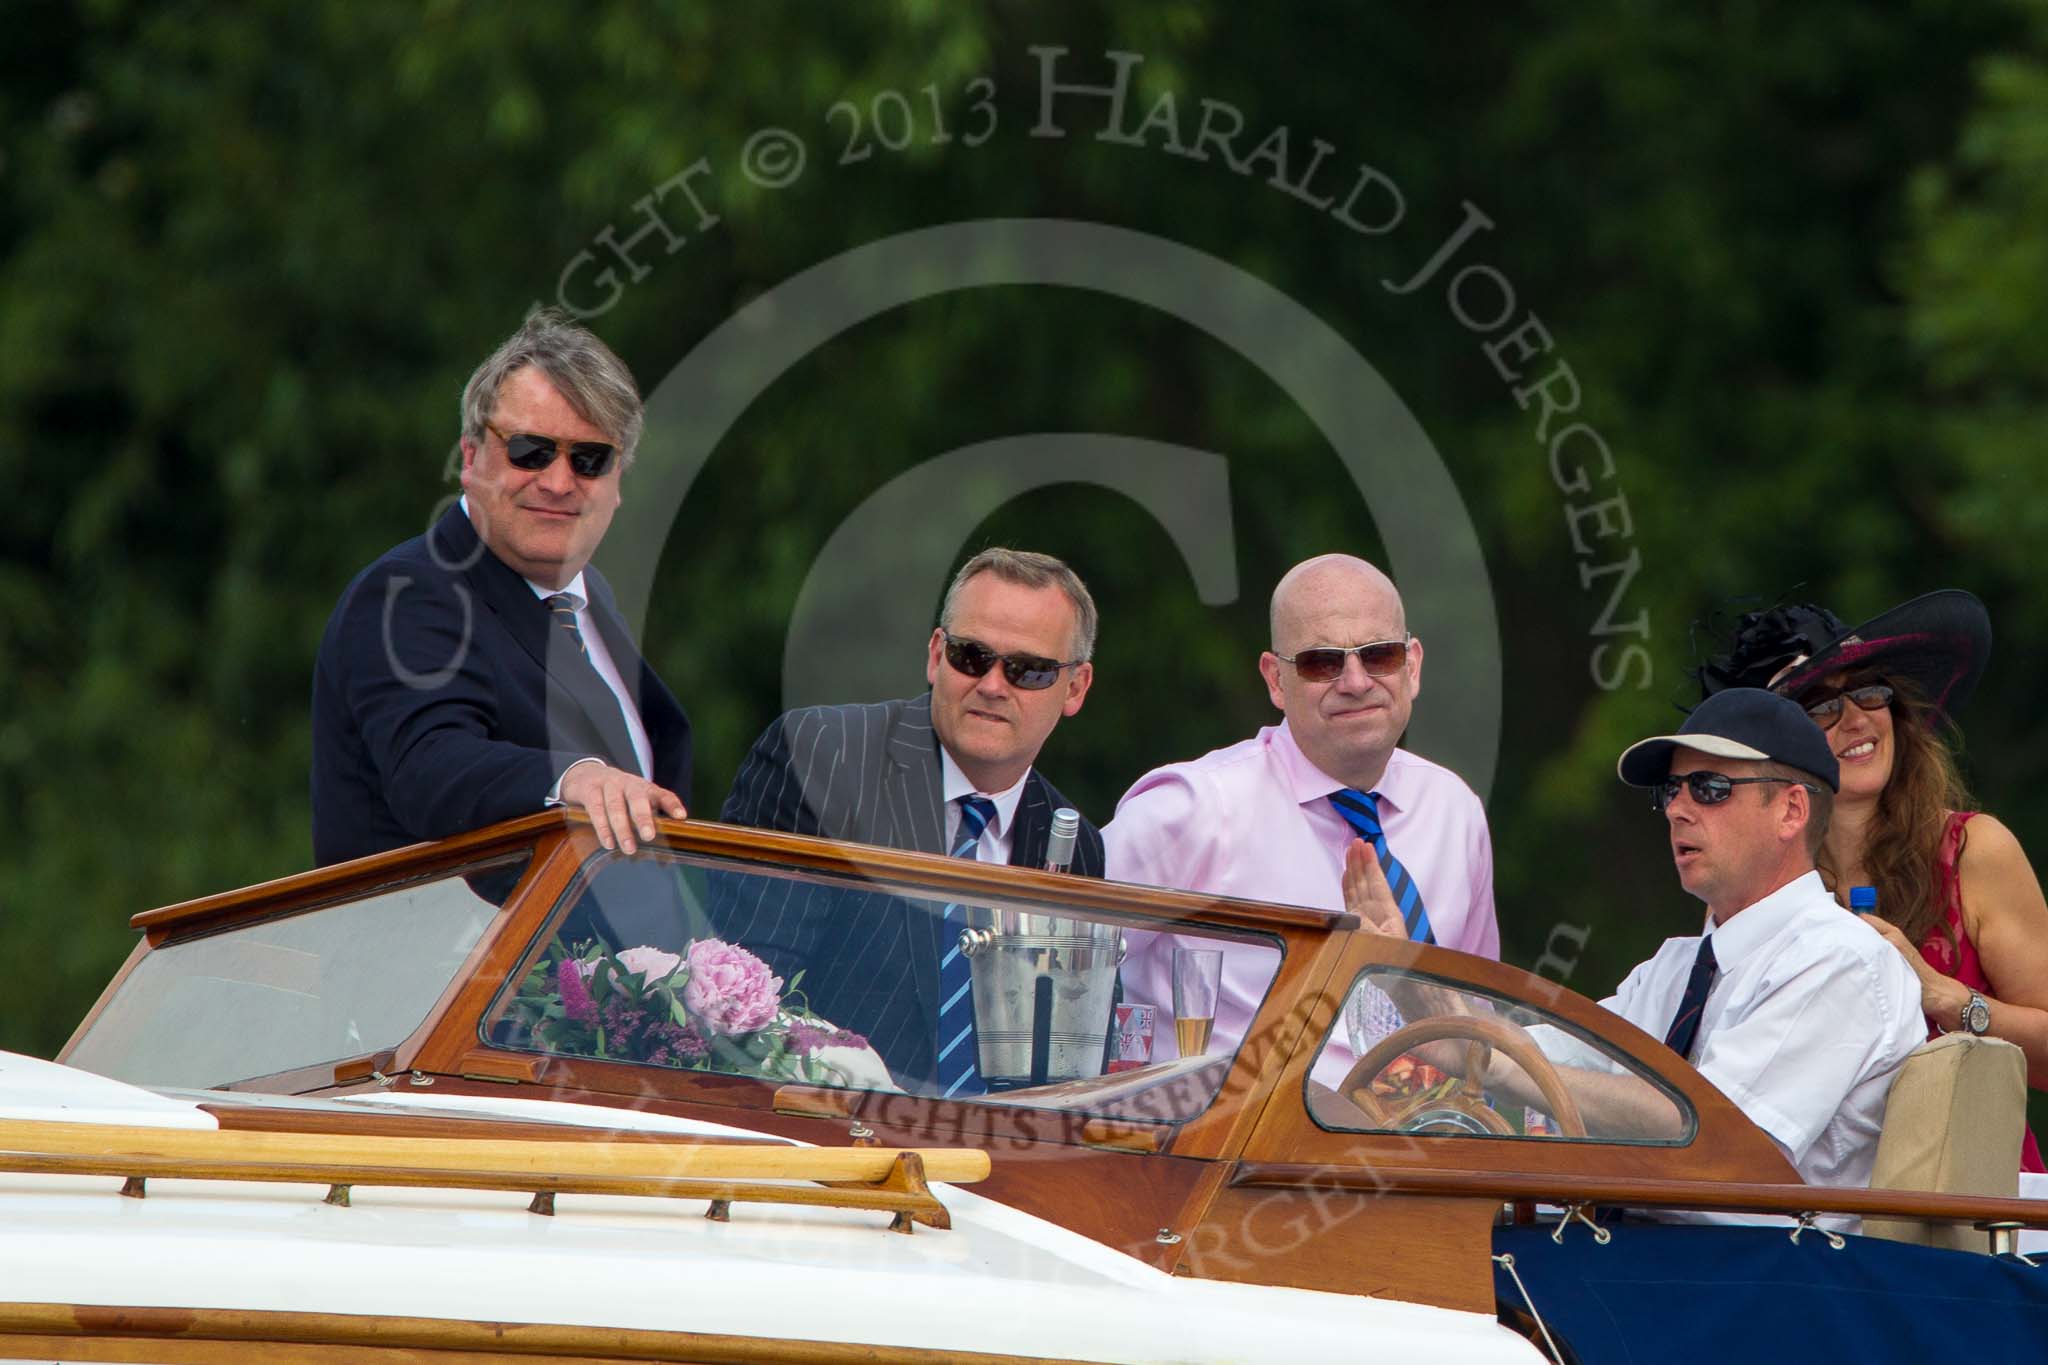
[1652,770,1818,813]
[1275,636,1411,683]
[941,631,1083,691]
[1801,683,1894,731]
[487,422,618,478]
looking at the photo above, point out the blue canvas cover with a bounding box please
[1493,1221,2048,1363]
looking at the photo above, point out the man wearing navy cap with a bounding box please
[1349,688,1924,1215]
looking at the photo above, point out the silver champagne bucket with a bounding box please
[956,809,1123,1087]
[959,911,1124,1087]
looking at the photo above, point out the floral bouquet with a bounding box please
[506,937,895,1090]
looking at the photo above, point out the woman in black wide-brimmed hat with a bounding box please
[1699,589,2048,1172]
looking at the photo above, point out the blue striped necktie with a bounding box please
[1329,789,1435,944]
[934,796,996,1097]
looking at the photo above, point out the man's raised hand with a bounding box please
[1343,837,1408,937]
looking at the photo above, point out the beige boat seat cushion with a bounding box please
[1863,1032,2026,1251]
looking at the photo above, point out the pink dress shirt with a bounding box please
[1104,722,1498,1081]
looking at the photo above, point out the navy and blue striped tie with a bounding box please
[935,796,996,1097]
[1330,789,1435,944]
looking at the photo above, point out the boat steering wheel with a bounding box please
[1338,1013,1586,1138]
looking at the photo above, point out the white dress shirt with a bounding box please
[1567,870,1923,1227]
[938,747,1028,864]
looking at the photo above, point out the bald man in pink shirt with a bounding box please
[1105,555,1498,1083]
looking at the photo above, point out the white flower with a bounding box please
[807,1044,900,1092]
[614,945,684,982]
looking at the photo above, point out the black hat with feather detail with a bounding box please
[1693,590,1992,725]
[1692,601,1849,697]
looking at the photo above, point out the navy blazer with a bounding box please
[715,694,1104,1085]
[311,505,692,867]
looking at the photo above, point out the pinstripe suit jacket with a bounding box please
[716,694,1105,1087]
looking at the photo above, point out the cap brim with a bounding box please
[1617,734,1771,786]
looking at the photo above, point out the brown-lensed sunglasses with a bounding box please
[1802,683,1893,731]
[1275,636,1411,682]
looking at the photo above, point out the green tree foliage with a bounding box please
[1,0,2043,1084]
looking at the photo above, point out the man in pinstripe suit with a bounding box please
[717,549,1106,1090]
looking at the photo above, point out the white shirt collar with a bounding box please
[459,496,588,605]
[938,745,1029,838]
[1706,869,1827,968]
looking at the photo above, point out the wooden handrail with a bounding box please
[1233,1161,2048,1227]
[0,1119,988,1184]
[0,1120,987,1234]
[11,1151,937,1216]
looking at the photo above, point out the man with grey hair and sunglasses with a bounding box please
[1106,553,1497,1079]
[312,307,691,867]
[717,548,1105,1093]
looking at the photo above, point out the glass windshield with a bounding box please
[67,855,527,1089]
[1307,965,1694,1145]
[484,850,1281,1125]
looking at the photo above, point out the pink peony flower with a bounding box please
[681,939,783,1036]
[557,957,599,1025]
[615,945,684,982]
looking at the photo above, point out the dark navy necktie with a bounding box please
[1330,789,1435,944]
[935,796,996,1098]
[1663,935,1719,1062]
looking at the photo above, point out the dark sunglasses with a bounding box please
[941,632,1083,691]
[1652,770,1817,813]
[1802,683,1893,731]
[1276,636,1411,683]
[487,422,618,478]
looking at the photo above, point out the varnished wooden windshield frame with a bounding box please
[67,811,1788,1190]
[58,809,2048,1311]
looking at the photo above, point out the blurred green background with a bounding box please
[4,0,2045,1132]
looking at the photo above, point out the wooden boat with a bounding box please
[8,812,2045,1362]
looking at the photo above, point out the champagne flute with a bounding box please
[1172,947,1223,1057]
